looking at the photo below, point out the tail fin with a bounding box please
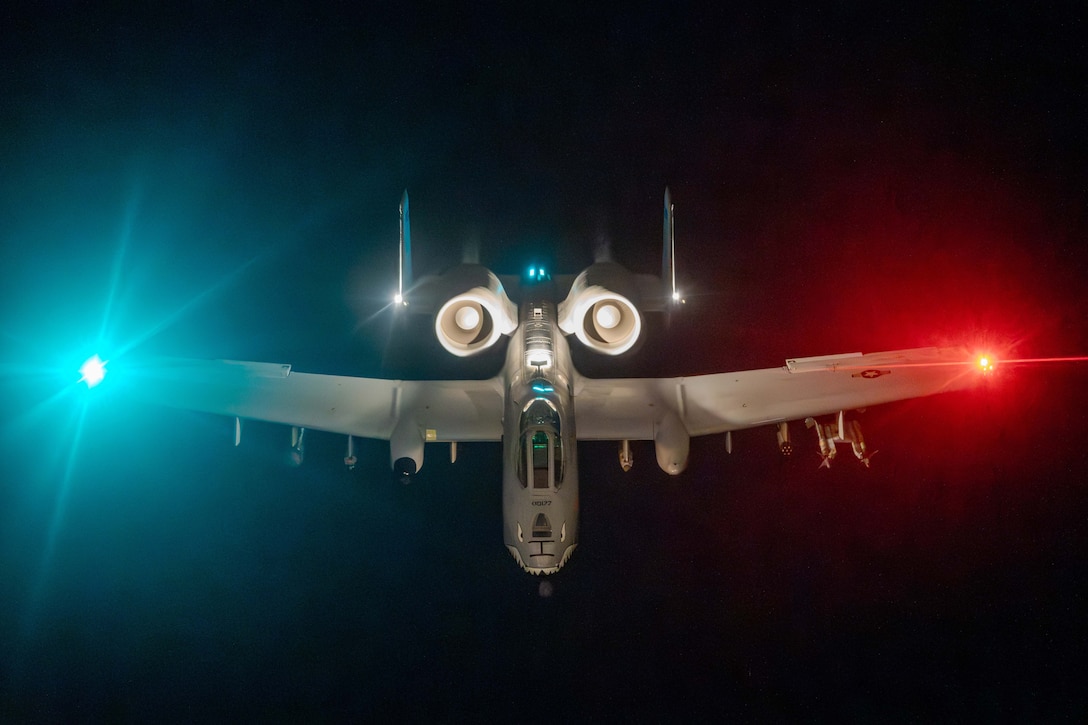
[662,187,680,304]
[396,189,412,305]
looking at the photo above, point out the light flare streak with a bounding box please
[20,398,90,640]
[996,356,1088,365]
[110,251,266,359]
[827,356,1088,371]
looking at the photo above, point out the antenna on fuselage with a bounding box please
[396,189,412,307]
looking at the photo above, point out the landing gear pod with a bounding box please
[393,457,416,484]
[654,412,689,475]
[390,418,424,483]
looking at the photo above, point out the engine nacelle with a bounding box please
[434,265,518,357]
[557,263,643,355]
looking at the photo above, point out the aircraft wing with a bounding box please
[125,358,504,442]
[573,346,986,440]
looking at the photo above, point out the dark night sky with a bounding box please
[2,2,1087,720]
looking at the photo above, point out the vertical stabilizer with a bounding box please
[397,189,412,305]
[662,187,679,304]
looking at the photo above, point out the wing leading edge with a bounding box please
[127,346,983,447]
[126,357,504,442]
[574,346,985,440]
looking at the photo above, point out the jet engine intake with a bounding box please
[434,266,517,357]
[558,263,642,355]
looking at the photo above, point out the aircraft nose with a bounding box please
[507,539,577,575]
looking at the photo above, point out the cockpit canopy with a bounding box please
[516,397,564,489]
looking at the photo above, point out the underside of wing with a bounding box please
[574,346,987,440]
[124,358,504,442]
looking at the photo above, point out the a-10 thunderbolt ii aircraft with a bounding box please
[107,190,995,575]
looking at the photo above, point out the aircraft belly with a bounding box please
[499,299,580,574]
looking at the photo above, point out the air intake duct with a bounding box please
[434,265,517,357]
[557,263,643,355]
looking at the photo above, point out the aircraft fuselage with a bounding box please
[501,294,579,574]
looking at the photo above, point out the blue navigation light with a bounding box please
[525,265,550,283]
[531,381,554,394]
[79,355,108,388]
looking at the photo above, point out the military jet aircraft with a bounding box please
[109,190,994,574]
